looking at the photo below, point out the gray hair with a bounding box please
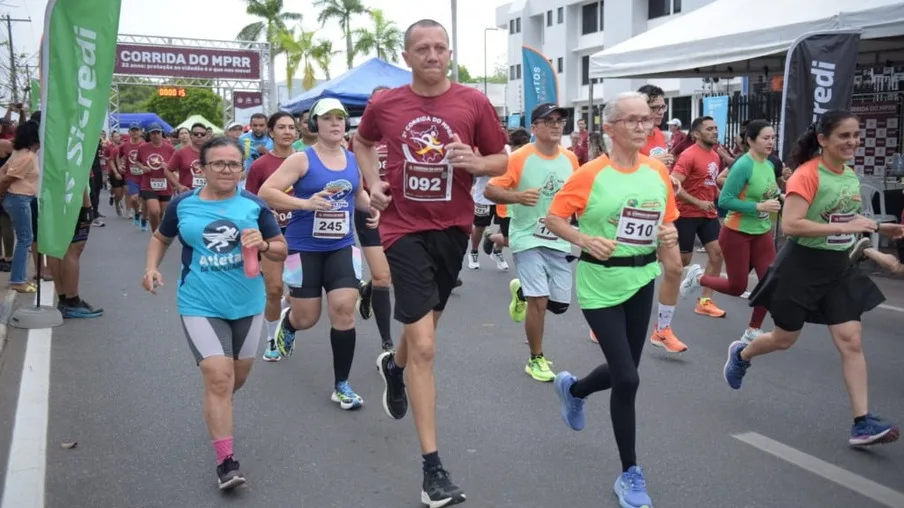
[602,91,648,124]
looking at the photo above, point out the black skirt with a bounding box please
[748,239,885,331]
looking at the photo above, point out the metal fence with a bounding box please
[698,92,784,147]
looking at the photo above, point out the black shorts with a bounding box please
[288,245,359,298]
[72,207,92,243]
[354,209,382,248]
[473,204,496,228]
[385,228,468,324]
[497,216,510,238]
[139,190,171,202]
[675,216,720,253]
[110,175,125,188]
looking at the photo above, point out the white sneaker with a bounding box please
[468,252,480,269]
[740,328,762,344]
[679,264,703,298]
[491,251,509,271]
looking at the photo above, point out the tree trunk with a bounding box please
[345,22,353,69]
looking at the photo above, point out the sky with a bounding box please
[7,0,509,85]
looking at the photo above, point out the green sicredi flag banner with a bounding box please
[38,0,121,258]
[29,78,41,113]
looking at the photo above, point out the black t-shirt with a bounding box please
[768,153,783,179]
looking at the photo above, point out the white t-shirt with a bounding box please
[471,144,512,206]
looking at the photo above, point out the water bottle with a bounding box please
[243,244,260,278]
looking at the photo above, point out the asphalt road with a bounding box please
[1,200,903,508]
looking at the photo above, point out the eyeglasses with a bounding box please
[205,160,244,173]
[614,117,656,130]
[649,104,668,114]
[535,118,567,127]
[191,132,207,137]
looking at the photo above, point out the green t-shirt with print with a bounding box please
[720,152,781,235]
[508,150,575,254]
[795,162,862,251]
[292,139,309,152]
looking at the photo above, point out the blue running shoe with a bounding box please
[261,339,281,362]
[723,340,750,390]
[140,220,149,232]
[850,414,900,446]
[613,466,652,508]
[60,299,103,319]
[274,307,296,357]
[133,215,140,227]
[331,381,363,410]
[554,371,585,431]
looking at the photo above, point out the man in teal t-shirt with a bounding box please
[291,109,318,151]
[485,103,579,383]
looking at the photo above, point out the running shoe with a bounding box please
[467,251,480,269]
[849,237,871,263]
[274,307,297,357]
[356,279,373,320]
[482,230,495,255]
[508,279,527,323]
[695,297,726,318]
[553,371,585,431]
[723,340,751,390]
[421,466,466,508]
[850,414,900,446]
[60,299,104,319]
[679,264,703,298]
[381,339,394,353]
[613,465,652,508]
[140,220,149,233]
[261,339,281,362]
[650,326,687,353]
[376,351,408,420]
[454,278,463,288]
[331,381,364,410]
[216,456,246,490]
[740,328,762,344]
[525,356,555,382]
[491,250,509,271]
[132,215,140,227]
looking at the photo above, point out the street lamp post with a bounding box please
[451,0,459,82]
[484,27,500,95]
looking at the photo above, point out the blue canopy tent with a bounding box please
[109,113,174,133]
[281,58,411,114]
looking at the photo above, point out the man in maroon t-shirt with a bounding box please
[166,122,208,192]
[136,124,175,232]
[353,19,508,506]
[118,123,147,228]
[105,131,125,215]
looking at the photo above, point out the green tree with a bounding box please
[312,39,339,80]
[236,0,302,83]
[353,9,403,62]
[115,84,157,112]
[313,0,369,69]
[447,63,475,83]
[279,28,317,93]
[143,88,225,128]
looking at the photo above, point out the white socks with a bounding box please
[657,304,675,331]
[265,319,279,341]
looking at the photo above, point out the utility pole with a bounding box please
[450,0,459,82]
[2,15,32,104]
[21,62,36,109]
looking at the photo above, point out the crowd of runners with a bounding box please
[123,18,904,508]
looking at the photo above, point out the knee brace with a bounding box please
[547,301,569,315]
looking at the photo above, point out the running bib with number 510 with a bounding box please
[403,162,452,201]
[616,207,661,246]
[312,210,349,239]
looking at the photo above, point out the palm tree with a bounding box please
[312,40,339,80]
[353,9,404,62]
[236,0,302,96]
[279,28,317,94]
[313,0,369,69]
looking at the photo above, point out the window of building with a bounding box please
[599,1,605,30]
[557,57,564,73]
[581,55,590,85]
[648,0,679,19]
[516,18,521,32]
[582,2,599,34]
[547,10,553,26]
[557,7,564,24]
[671,96,692,130]
[509,65,515,80]
[515,64,522,80]
[509,19,515,34]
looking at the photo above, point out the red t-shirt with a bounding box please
[641,128,668,157]
[348,136,388,189]
[670,143,721,219]
[104,143,121,174]
[168,145,203,189]
[138,142,175,195]
[356,83,508,249]
[119,140,144,183]
[245,152,295,228]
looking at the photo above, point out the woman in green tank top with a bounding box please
[723,110,904,447]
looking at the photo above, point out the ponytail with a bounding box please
[788,110,858,169]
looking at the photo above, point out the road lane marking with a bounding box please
[1,281,55,508]
[733,432,904,508]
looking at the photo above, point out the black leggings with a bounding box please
[570,280,655,472]
[89,169,103,217]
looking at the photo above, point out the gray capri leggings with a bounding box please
[181,314,264,365]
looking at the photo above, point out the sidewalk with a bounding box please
[0,271,24,359]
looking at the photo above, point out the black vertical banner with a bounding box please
[779,31,861,163]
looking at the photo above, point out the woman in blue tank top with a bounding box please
[259,98,379,410]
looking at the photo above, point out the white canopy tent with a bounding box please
[589,0,904,79]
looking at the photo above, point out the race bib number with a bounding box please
[378,154,388,178]
[312,210,349,239]
[130,165,142,175]
[827,212,855,246]
[275,210,293,228]
[150,178,167,191]
[192,176,207,188]
[616,207,661,246]
[474,204,491,217]
[533,217,558,240]
[403,162,452,202]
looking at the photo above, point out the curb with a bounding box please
[0,289,18,359]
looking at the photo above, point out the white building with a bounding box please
[495,0,741,128]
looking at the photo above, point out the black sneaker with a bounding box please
[0,260,10,272]
[376,351,408,420]
[454,278,463,288]
[421,466,466,507]
[216,456,246,490]
[481,231,494,256]
[381,339,394,353]
[357,280,373,320]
